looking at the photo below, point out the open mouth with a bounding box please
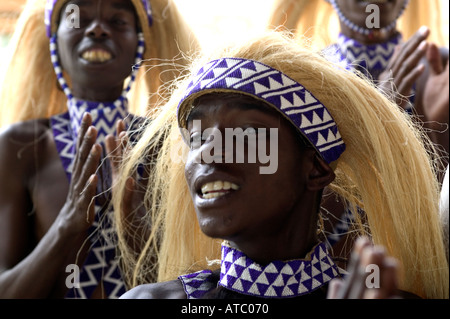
[81,49,113,63]
[200,180,240,199]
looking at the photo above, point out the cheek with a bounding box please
[56,30,79,70]
[121,34,139,62]
[184,155,198,195]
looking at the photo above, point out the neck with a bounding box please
[71,85,124,102]
[339,22,399,45]
[228,194,322,265]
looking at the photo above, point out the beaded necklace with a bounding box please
[328,0,409,40]
[179,242,341,299]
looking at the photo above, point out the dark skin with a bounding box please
[335,0,406,45]
[120,93,408,299]
[121,93,336,298]
[337,0,448,136]
[325,0,449,266]
[336,0,449,117]
[0,0,139,298]
[183,94,333,264]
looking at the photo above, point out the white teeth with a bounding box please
[203,192,227,199]
[201,180,239,199]
[82,50,112,63]
[213,181,223,190]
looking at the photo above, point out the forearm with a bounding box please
[0,219,87,298]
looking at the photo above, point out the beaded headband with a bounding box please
[44,0,153,38]
[177,58,346,165]
[328,0,409,37]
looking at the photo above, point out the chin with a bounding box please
[198,216,236,240]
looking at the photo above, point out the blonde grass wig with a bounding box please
[113,31,448,298]
[0,0,199,127]
[267,0,448,50]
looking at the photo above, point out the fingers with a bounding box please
[106,120,130,179]
[116,119,126,136]
[328,237,400,299]
[329,237,370,299]
[327,278,344,299]
[122,177,136,218]
[81,174,98,225]
[392,41,427,97]
[380,27,432,108]
[76,113,93,151]
[345,237,373,299]
[426,43,444,75]
[72,125,99,183]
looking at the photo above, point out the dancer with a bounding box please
[114,31,448,299]
[0,0,198,298]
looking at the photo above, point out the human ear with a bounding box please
[307,152,335,191]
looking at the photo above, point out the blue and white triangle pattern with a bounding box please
[65,205,126,299]
[178,270,216,299]
[68,98,131,148]
[334,33,402,79]
[329,33,416,111]
[51,99,131,182]
[51,100,133,299]
[48,29,144,299]
[218,242,340,298]
[178,58,345,164]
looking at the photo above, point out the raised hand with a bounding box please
[58,112,100,234]
[105,120,149,252]
[423,43,449,125]
[327,237,400,299]
[105,119,137,217]
[378,26,430,110]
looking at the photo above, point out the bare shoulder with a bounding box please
[0,119,51,168]
[0,118,51,149]
[120,279,187,299]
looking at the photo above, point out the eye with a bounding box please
[112,18,127,26]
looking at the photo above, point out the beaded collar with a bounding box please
[328,32,402,80]
[179,241,341,299]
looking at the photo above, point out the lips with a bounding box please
[80,48,113,63]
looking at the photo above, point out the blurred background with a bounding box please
[0,0,448,72]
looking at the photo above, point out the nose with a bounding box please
[196,127,233,165]
[85,19,111,39]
